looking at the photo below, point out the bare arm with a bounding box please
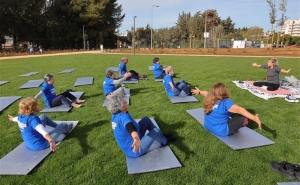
[131,131,140,153]
[280,68,291,73]
[169,81,175,91]
[34,91,44,99]
[252,62,261,67]
[228,104,262,129]
[191,87,208,97]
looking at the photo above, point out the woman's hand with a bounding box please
[191,87,200,95]
[252,62,257,67]
[254,114,262,129]
[131,137,141,153]
[49,140,58,152]
[8,115,14,122]
[286,68,291,73]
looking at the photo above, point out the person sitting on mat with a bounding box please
[153,57,166,79]
[107,95,176,158]
[252,58,291,91]
[118,57,146,80]
[191,83,262,137]
[34,74,85,108]
[163,66,191,96]
[8,97,72,151]
[103,69,131,98]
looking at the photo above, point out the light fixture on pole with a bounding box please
[83,25,85,51]
[151,5,159,50]
[133,16,137,55]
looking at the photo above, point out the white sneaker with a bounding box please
[285,94,299,103]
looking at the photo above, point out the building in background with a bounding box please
[280,18,300,36]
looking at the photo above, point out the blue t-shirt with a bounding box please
[17,114,49,150]
[153,63,163,78]
[118,62,127,76]
[41,82,56,107]
[112,112,142,157]
[103,77,116,96]
[204,98,235,136]
[163,75,176,96]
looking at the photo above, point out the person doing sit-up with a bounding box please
[107,95,175,157]
[8,97,72,151]
[103,69,131,98]
[34,74,85,108]
[191,83,262,137]
[163,66,191,96]
[153,57,166,79]
[118,57,146,80]
[252,58,291,91]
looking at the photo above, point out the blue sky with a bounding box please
[116,0,300,34]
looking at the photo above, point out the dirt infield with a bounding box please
[1,48,300,59]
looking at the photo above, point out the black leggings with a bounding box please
[253,82,279,91]
[126,70,139,80]
[50,90,77,107]
[155,72,166,79]
[228,116,245,135]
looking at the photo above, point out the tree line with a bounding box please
[0,0,124,50]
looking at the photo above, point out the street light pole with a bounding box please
[151,5,159,50]
[133,16,136,55]
[204,11,207,48]
[83,25,85,51]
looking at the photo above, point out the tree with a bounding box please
[277,0,288,48]
[221,17,235,35]
[266,0,276,49]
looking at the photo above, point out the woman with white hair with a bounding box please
[103,69,131,98]
[252,58,291,91]
[163,66,191,96]
[107,95,175,157]
[34,74,85,108]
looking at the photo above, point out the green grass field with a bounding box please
[0,54,299,184]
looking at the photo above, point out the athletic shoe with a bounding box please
[270,161,296,180]
[292,164,300,180]
[285,94,299,103]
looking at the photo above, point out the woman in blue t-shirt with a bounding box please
[34,74,85,108]
[163,66,191,96]
[107,95,175,157]
[191,83,262,137]
[8,97,72,151]
[252,58,291,91]
[103,69,131,98]
[153,57,166,79]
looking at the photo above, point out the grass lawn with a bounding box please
[0,53,299,184]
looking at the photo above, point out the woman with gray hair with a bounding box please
[163,66,191,96]
[107,95,175,157]
[103,69,131,98]
[252,58,291,91]
[34,74,85,108]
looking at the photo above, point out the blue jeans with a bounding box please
[138,117,167,155]
[173,80,190,96]
[39,114,69,142]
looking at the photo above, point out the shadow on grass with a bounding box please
[82,93,102,99]
[237,109,277,139]
[130,87,150,95]
[153,114,196,164]
[72,120,107,155]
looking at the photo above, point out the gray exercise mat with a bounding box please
[58,69,75,73]
[148,66,153,71]
[0,96,22,112]
[19,79,44,89]
[186,108,275,150]
[0,121,78,175]
[40,92,84,113]
[19,72,39,76]
[121,79,139,84]
[168,91,198,103]
[107,67,119,72]
[126,118,181,174]
[277,183,300,185]
[0,81,9,85]
[102,94,130,107]
[155,78,163,82]
[74,77,94,86]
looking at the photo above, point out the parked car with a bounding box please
[219,44,229,48]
